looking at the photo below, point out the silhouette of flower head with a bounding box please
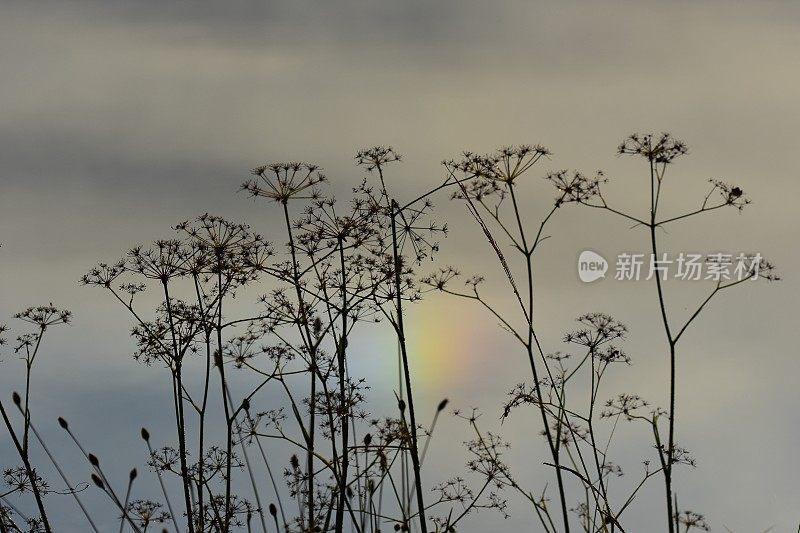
[421,266,460,291]
[675,510,710,532]
[601,393,651,421]
[708,179,751,211]
[352,148,447,266]
[545,170,606,206]
[448,145,551,188]
[128,239,191,282]
[738,255,780,282]
[175,214,272,287]
[391,199,448,264]
[14,304,72,329]
[563,313,627,348]
[125,500,171,529]
[242,162,326,203]
[80,260,126,288]
[618,133,688,164]
[296,195,382,253]
[2,467,50,496]
[355,146,402,172]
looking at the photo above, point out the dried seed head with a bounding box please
[242,162,326,203]
[617,132,688,164]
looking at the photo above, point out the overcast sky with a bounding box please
[2,1,799,531]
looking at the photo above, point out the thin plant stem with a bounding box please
[390,200,428,533]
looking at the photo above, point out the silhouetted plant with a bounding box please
[573,133,777,533]
[0,136,781,533]
[0,304,71,533]
[15,147,484,533]
[424,135,778,532]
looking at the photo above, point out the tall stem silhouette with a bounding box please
[282,200,318,532]
[390,200,428,533]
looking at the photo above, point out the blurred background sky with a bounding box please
[1,1,799,531]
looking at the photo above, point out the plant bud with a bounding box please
[437,398,449,412]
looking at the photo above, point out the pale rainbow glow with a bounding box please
[405,298,488,391]
[348,297,491,395]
